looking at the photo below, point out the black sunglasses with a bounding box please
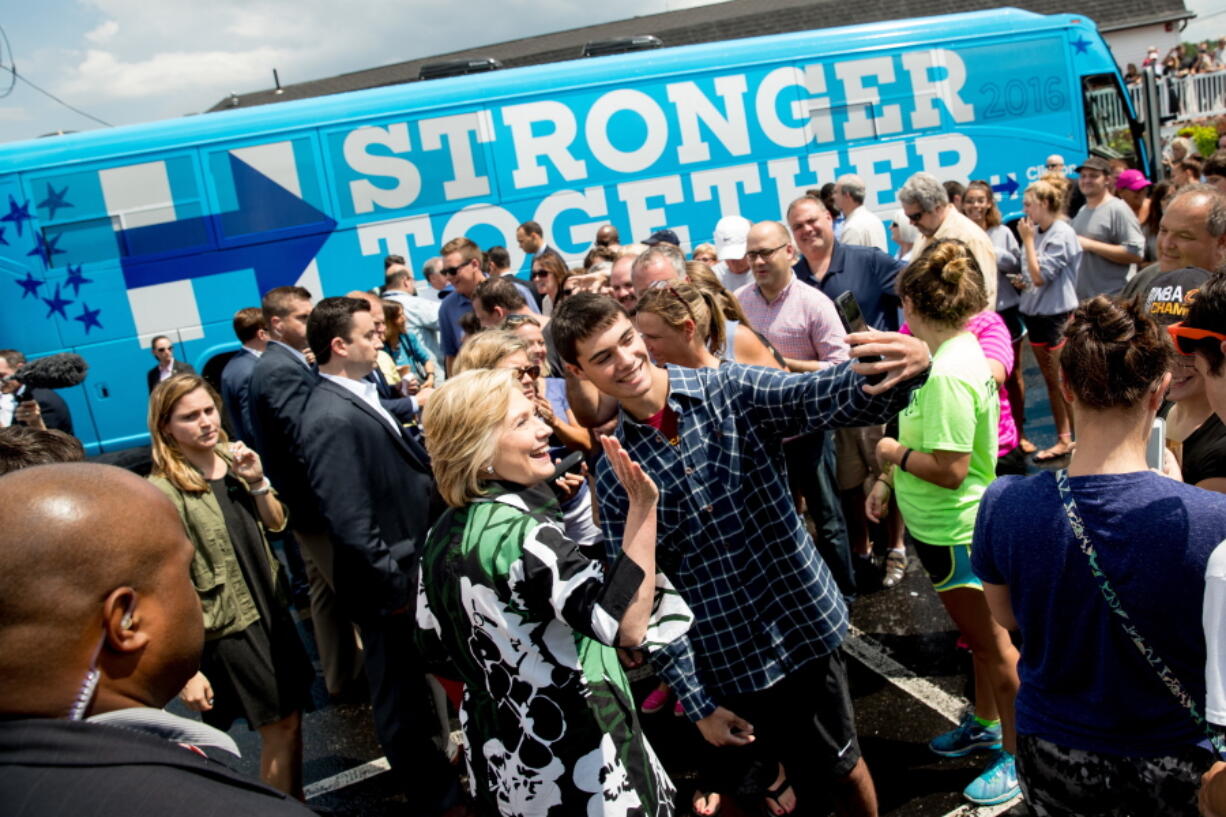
[512,364,541,380]
[441,258,473,277]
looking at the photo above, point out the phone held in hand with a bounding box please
[1146,416,1166,472]
[835,291,884,384]
[551,450,585,481]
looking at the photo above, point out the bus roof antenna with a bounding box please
[273,69,283,95]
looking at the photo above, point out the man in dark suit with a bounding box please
[247,286,363,700]
[146,335,196,393]
[0,463,314,816]
[219,307,268,443]
[0,349,74,435]
[299,297,461,817]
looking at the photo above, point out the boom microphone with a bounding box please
[7,353,89,390]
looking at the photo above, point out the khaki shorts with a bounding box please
[834,425,886,493]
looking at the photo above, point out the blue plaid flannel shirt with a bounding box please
[596,361,925,720]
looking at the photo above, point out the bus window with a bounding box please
[1082,73,1142,162]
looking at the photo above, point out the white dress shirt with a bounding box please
[320,372,402,435]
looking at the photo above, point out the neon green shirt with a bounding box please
[896,331,999,545]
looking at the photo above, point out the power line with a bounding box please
[1,64,112,128]
[0,22,111,127]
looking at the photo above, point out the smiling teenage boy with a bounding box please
[551,292,932,817]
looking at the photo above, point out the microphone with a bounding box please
[6,353,89,390]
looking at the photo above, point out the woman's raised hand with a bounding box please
[601,435,657,507]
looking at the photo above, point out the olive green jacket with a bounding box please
[150,463,288,640]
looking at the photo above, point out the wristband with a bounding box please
[248,478,271,496]
[899,448,913,474]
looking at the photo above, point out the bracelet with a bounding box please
[899,448,913,474]
[248,478,271,496]
[876,476,893,492]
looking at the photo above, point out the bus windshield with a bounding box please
[1082,73,1144,163]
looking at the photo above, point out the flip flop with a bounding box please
[1033,442,1075,463]
[763,777,795,816]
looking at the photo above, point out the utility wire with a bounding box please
[0,23,112,127]
[0,23,15,99]
[0,64,112,127]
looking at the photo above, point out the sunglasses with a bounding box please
[904,210,925,224]
[530,270,550,279]
[441,258,473,277]
[512,364,541,380]
[501,314,538,327]
[645,279,697,321]
[1167,321,1226,356]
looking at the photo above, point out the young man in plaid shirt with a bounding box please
[552,292,931,817]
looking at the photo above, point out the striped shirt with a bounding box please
[596,362,925,719]
[736,276,849,366]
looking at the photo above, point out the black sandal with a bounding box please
[763,777,794,816]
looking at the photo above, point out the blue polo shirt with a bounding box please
[439,277,540,358]
[793,242,905,331]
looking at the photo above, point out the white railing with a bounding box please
[1121,69,1226,123]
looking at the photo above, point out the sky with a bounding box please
[2,0,1224,146]
[0,0,723,144]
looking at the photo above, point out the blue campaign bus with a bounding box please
[0,7,1144,454]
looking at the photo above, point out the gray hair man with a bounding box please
[1122,185,1226,298]
[898,172,998,305]
[630,244,686,296]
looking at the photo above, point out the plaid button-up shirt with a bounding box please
[596,361,924,719]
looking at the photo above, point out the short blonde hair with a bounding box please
[453,330,528,374]
[422,369,518,507]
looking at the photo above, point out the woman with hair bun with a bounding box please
[867,239,1022,806]
[973,296,1226,816]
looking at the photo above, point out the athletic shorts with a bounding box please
[1016,733,1214,817]
[996,445,1027,477]
[700,650,862,794]
[998,305,1027,343]
[1024,311,1072,349]
[834,425,886,492]
[907,532,982,593]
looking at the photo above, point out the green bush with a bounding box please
[1185,125,1220,157]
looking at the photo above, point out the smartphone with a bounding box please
[551,450,585,481]
[1146,416,1166,472]
[835,291,883,383]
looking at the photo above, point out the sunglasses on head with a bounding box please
[1168,322,1226,356]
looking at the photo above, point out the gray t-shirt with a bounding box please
[1071,197,1145,299]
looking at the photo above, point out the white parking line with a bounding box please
[304,756,390,800]
[844,625,969,725]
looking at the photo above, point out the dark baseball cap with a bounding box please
[644,229,681,247]
[1076,156,1112,174]
[1142,266,1210,325]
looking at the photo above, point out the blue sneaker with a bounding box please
[963,751,1020,806]
[928,711,1002,757]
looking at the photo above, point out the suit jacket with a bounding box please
[299,377,442,623]
[0,718,312,816]
[12,384,74,435]
[146,359,195,393]
[247,342,324,532]
[220,348,259,443]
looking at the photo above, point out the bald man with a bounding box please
[0,463,313,815]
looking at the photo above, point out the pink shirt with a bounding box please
[735,276,848,367]
[901,311,1018,456]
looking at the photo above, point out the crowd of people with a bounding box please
[6,151,1226,817]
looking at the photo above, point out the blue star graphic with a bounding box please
[0,226,7,246]
[1072,37,1091,54]
[0,195,32,237]
[27,231,66,266]
[42,283,72,319]
[65,264,93,296]
[74,303,103,334]
[37,184,73,220]
[16,271,43,298]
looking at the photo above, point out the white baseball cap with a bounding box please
[713,215,751,261]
